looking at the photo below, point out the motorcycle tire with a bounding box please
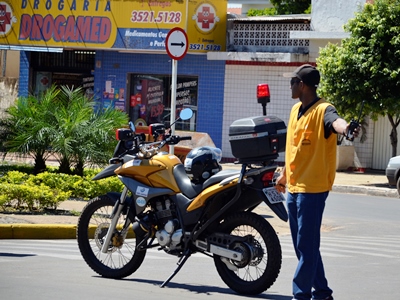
[213,211,282,295]
[77,195,146,279]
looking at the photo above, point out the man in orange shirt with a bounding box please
[276,64,360,300]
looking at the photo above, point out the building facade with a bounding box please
[2,0,396,169]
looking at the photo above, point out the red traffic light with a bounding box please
[257,84,270,104]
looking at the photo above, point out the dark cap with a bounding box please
[283,64,320,87]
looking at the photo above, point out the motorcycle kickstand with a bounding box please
[160,249,192,288]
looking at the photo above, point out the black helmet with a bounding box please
[184,147,222,183]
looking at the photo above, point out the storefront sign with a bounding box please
[0,0,227,53]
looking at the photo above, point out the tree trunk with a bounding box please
[387,114,399,158]
[74,160,84,177]
[33,154,47,174]
[58,156,72,174]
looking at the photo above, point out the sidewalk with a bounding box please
[0,167,397,239]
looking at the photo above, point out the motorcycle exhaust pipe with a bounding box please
[132,222,148,238]
[132,215,153,238]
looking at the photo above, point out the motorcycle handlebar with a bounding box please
[180,136,192,141]
[166,135,192,145]
[138,135,192,158]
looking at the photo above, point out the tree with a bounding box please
[247,7,277,17]
[50,86,128,176]
[0,85,128,175]
[270,0,311,15]
[0,86,60,173]
[317,0,400,157]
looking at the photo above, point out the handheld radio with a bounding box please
[346,100,365,141]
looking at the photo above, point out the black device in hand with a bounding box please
[346,120,359,141]
[346,100,365,141]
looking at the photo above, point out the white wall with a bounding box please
[222,64,295,163]
[311,0,365,32]
[373,116,400,169]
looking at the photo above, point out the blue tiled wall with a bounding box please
[18,51,30,97]
[94,51,225,148]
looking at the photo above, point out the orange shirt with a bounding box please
[285,99,337,193]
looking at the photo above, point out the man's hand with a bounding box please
[345,122,361,140]
[333,118,361,140]
[274,170,287,193]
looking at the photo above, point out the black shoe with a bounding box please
[315,296,333,300]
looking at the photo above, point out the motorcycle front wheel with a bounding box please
[77,195,146,279]
[213,211,282,295]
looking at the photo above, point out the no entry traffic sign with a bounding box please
[166,27,188,60]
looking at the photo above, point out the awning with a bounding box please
[0,45,63,52]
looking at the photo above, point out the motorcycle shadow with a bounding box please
[109,277,292,299]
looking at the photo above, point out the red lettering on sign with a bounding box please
[18,13,111,44]
[90,17,101,41]
[65,16,76,41]
[42,15,55,41]
[33,15,44,40]
[54,15,65,41]
[76,16,91,41]
[150,103,164,118]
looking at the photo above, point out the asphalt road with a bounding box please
[0,192,399,300]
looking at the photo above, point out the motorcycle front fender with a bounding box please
[92,164,121,181]
[257,190,288,222]
[106,192,122,203]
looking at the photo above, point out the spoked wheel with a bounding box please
[76,195,146,278]
[213,211,282,295]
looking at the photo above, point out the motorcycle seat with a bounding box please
[202,169,240,189]
[173,164,240,199]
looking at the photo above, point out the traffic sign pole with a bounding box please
[169,59,177,154]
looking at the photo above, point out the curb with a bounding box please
[1,185,398,239]
[332,185,399,198]
[0,224,77,239]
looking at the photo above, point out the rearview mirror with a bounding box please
[129,121,136,133]
[179,108,193,121]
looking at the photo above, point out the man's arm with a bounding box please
[332,118,350,136]
[332,118,360,138]
[325,106,360,138]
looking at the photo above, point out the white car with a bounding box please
[385,155,400,193]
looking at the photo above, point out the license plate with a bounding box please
[262,187,286,204]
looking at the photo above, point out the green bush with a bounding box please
[0,166,123,212]
[0,170,30,184]
[0,183,71,211]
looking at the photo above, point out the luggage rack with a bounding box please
[234,154,279,166]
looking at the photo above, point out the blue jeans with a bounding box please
[287,192,333,300]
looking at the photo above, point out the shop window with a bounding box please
[128,74,198,131]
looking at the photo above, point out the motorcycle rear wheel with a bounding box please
[213,211,282,295]
[77,195,146,279]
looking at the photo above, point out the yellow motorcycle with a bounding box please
[77,108,288,295]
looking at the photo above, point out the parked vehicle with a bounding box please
[385,155,400,193]
[76,108,288,295]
